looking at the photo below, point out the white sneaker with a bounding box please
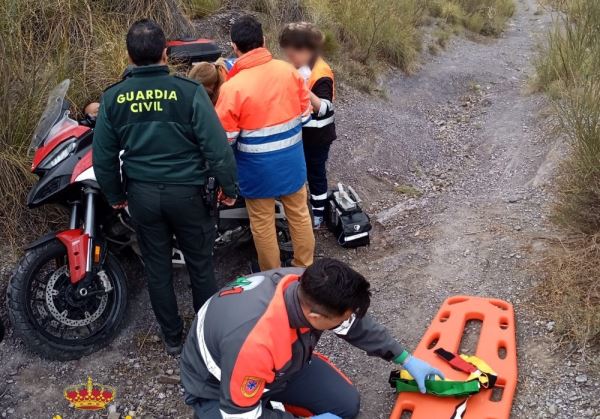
[313,216,324,230]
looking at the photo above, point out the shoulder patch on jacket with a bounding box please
[219,276,266,297]
[241,376,265,398]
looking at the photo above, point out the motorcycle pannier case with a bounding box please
[166,38,222,64]
[326,183,372,248]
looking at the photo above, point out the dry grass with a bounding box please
[534,0,600,352]
[0,0,194,248]
[186,0,223,18]
[553,80,600,234]
[248,0,427,89]
[534,0,600,92]
[427,0,515,36]
[538,235,600,350]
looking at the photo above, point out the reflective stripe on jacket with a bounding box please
[216,48,311,199]
[180,268,406,419]
[303,57,336,146]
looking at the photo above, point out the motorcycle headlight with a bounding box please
[39,138,77,170]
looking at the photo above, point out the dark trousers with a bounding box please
[190,355,360,419]
[304,142,331,217]
[127,181,217,338]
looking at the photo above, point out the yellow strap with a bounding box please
[459,354,497,375]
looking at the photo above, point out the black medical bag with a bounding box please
[325,183,372,248]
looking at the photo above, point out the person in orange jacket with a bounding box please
[216,15,315,270]
[279,22,336,229]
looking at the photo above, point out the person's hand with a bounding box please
[311,414,342,419]
[403,356,445,394]
[112,201,127,210]
[220,195,236,206]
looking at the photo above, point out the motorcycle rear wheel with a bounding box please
[7,238,127,360]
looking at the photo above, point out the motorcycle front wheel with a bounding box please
[7,238,127,360]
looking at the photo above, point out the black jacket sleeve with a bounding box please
[311,77,333,102]
[311,77,333,118]
[334,314,405,361]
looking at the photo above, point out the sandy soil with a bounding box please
[1,0,598,418]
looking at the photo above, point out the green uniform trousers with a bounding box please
[127,180,217,339]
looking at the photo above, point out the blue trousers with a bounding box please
[190,355,360,418]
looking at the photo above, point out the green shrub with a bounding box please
[534,0,600,91]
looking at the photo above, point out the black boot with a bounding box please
[158,329,183,356]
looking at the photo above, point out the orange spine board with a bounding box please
[390,295,518,419]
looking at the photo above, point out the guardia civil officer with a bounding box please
[93,19,238,355]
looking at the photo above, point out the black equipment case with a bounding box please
[166,38,222,64]
[326,183,372,248]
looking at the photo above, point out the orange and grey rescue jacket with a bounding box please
[180,268,405,419]
[303,57,336,147]
[215,48,311,199]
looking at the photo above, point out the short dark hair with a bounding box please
[126,19,166,66]
[231,15,264,54]
[279,22,324,52]
[299,258,371,318]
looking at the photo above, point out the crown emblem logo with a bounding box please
[64,377,116,410]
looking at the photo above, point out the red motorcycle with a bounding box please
[7,78,291,360]
[7,80,129,360]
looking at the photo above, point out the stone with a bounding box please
[546,321,555,332]
[166,369,174,375]
[158,374,181,385]
[576,374,588,384]
[548,404,558,415]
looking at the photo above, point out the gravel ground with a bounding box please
[1,0,598,418]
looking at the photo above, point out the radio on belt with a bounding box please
[325,183,372,248]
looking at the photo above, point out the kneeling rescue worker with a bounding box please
[180,258,444,418]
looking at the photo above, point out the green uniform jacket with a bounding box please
[93,65,237,205]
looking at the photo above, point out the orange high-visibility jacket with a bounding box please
[215,48,311,199]
[179,268,405,418]
[303,57,336,147]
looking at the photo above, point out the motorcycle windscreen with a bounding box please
[29,79,72,155]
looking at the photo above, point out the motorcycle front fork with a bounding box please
[69,188,98,297]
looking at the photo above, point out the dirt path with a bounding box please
[1,0,598,418]
[321,0,599,417]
